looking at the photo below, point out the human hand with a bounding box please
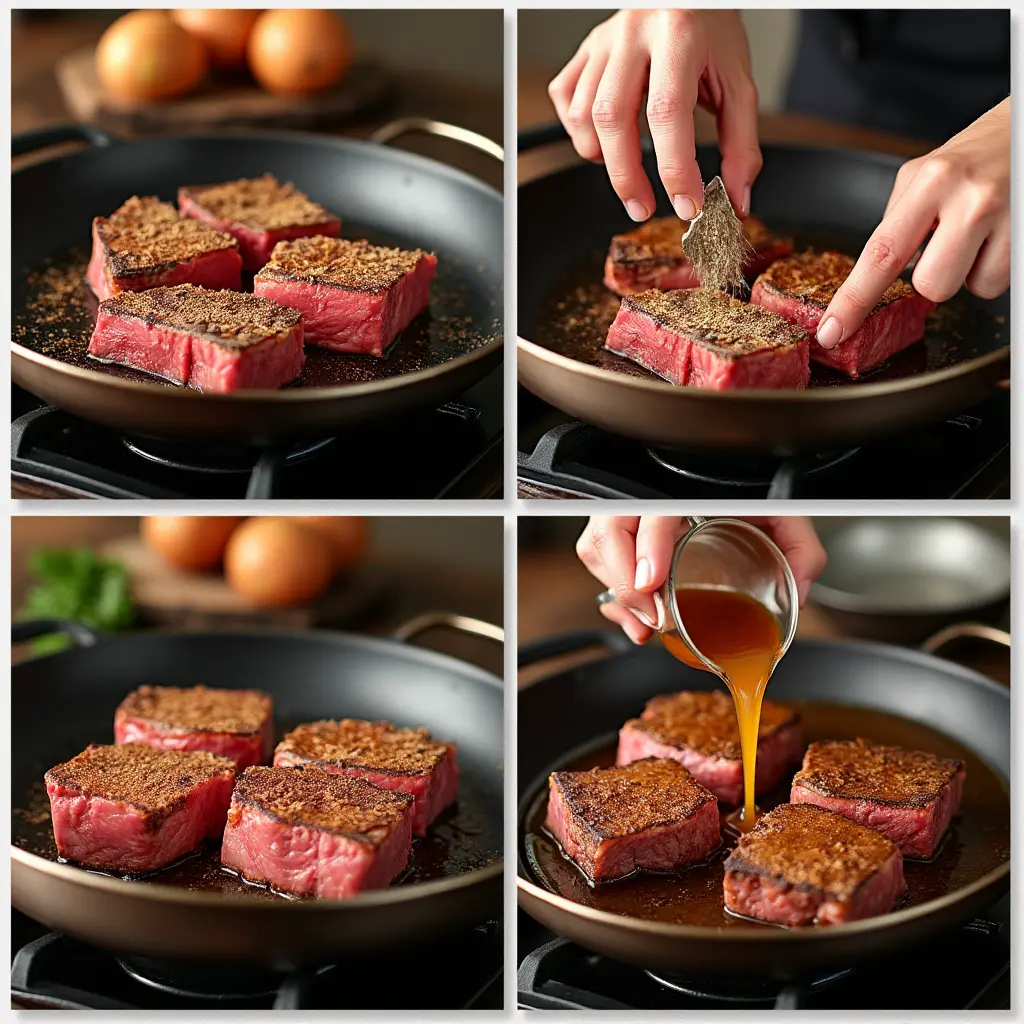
[816,97,1010,350]
[547,9,761,222]
[576,516,826,644]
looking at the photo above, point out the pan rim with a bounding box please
[11,335,503,403]
[517,335,1009,401]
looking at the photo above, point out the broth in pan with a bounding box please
[523,702,1009,928]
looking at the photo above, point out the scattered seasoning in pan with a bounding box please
[682,176,753,298]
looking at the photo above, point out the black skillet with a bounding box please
[11,615,503,969]
[12,119,503,445]
[517,628,1010,982]
[517,124,1010,455]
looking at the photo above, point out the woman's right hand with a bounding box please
[547,9,762,222]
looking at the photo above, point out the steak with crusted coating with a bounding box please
[749,250,935,378]
[791,739,965,859]
[115,685,274,770]
[274,719,458,836]
[723,803,904,925]
[617,690,804,805]
[220,766,413,898]
[45,744,235,875]
[604,215,793,295]
[545,758,720,884]
[179,175,341,271]
[605,289,810,389]
[86,196,242,302]
[254,236,437,356]
[88,285,305,392]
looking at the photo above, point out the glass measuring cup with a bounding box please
[596,516,799,675]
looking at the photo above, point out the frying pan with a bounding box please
[517,628,1010,981]
[11,614,503,969]
[517,124,1010,455]
[12,119,503,445]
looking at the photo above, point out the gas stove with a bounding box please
[11,367,503,500]
[517,896,1010,1010]
[12,910,502,1010]
[517,390,1010,500]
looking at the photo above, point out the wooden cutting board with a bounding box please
[98,535,388,631]
[56,46,392,134]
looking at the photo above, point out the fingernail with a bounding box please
[798,580,813,607]
[816,315,844,350]
[741,185,751,217]
[625,200,649,222]
[672,194,697,221]
[634,558,652,590]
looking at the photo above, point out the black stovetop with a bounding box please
[517,896,1011,1011]
[12,910,503,1010]
[518,389,1011,499]
[12,367,503,500]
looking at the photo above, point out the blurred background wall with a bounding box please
[518,9,798,111]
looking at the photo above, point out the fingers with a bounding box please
[562,49,608,163]
[647,30,703,220]
[594,36,657,220]
[965,218,1010,300]
[634,517,687,594]
[576,516,658,631]
[743,517,826,606]
[911,216,986,303]
[599,600,653,645]
[815,188,937,348]
[715,76,762,216]
[548,48,588,141]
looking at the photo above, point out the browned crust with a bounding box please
[792,739,963,808]
[723,803,899,901]
[610,215,787,269]
[97,196,238,277]
[550,757,716,841]
[630,690,799,761]
[275,719,452,776]
[98,285,303,350]
[116,685,273,735]
[45,743,234,827]
[231,766,412,840]
[755,250,914,310]
[621,289,807,358]
[256,236,431,293]
[180,175,338,232]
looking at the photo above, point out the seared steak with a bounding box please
[88,285,305,392]
[220,766,413,898]
[115,685,274,770]
[723,803,905,926]
[749,250,935,378]
[254,236,437,357]
[179,175,341,271]
[604,215,793,295]
[791,739,965,859]
[274,719,458,836]
[86,196,242,302]
[617,690,803,805]
[605,288,810,389]
[45,743,235,875]
[545,757,720,884]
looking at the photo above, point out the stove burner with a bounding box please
[647,446,859,490]
[117,957,293,1001]
[644,967,853,1008]
[121,435,336,474]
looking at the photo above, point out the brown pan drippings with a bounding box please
[535,226,1003,388]
[15,769,499,902]
[523,702,1009,928]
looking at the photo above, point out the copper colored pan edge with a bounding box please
[517,336,1009,454]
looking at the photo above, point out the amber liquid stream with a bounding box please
[660,586,783,830]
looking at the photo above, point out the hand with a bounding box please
[816,97,1010,350]
[576,516,826,644]
[547,9,761,222]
